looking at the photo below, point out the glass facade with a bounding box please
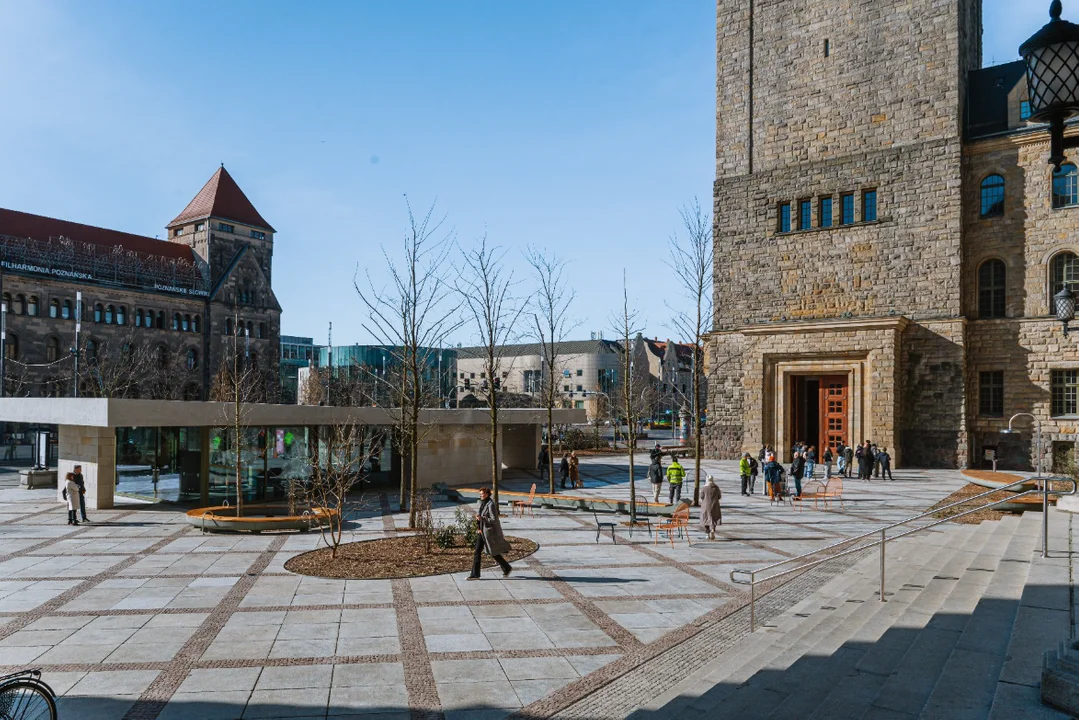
[115,427,204,502]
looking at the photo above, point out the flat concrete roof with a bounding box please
[0,398,586,428]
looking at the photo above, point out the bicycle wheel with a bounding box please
[0,680,56,720]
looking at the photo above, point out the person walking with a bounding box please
[569,451,581,489]
[648,454,664,503]
[468,487,512,580]
[879,448,894,481]
[804,446,817,481]
[763,457,781,499]
[739,453,752,496]
[790,451,805,497]
[650,442,664,465]
[823,446,833,480]
[748,454,759,495]
[559,452,570,489]
[537,445,549,484]
[73,464,89,523]
[63,472,80,526]
[859,441,873,481]
[843,444,855,478]
[700,475,723,540]
[666,457,686,505]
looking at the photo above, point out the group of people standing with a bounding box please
[648,443,687,504]
[537,445,581,489]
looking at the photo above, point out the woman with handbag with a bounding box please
[62,472,80,526]
[467,487,512,580]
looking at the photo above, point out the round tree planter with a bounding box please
[185,505,338,533]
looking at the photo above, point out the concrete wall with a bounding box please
[56,425,115,510]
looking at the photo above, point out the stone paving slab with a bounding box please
[0,457,968,719]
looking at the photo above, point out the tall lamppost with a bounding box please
[1021,1,1079,171]
[1001,412,1050,557]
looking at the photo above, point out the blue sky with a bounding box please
[0,0,1051,346]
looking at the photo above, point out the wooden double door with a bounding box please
[790,374,849,454]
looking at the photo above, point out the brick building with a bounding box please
[705,0,1079,470]
[0,166,281,401]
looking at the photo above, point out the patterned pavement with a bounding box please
[0,456,968,719]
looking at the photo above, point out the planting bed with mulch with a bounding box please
[927,482,1016,524]
[284,534,538,579]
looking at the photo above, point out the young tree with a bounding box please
[526,247,577,493]
[611,273,645,523]
[356,198,459,527]
[458,237,524,507]
[667,199,714,506]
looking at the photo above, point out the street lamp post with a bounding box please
[1021,1,1079,171]
[1001,412,1050,557]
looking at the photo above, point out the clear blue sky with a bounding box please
[0,0,1049,346]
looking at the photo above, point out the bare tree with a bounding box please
[458,237,525,507]
[300,420,379,558]
[526,247,577,493]
[667,199,714,506]
[356,198,459,527]
[611,273,645,523]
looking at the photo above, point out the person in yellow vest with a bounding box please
[666,457,686,505]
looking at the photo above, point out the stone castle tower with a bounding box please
[706,0,984,467]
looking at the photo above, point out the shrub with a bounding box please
[454,506,478,547]
[433,522,458,550]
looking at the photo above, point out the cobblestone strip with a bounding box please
[429,646,621,662]
[512,548,871,719]
[0,510,138,564]
[121,534,288,720]
[0,523,190,643]
[523,557,643,650]
[392,578,444,720]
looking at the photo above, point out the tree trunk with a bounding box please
[692,321,703,506]
[547,403,555,494]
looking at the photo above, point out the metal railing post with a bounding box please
[750,578,755,632]
[879,529,886,602]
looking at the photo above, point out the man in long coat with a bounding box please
[468,487,512,580]
[699,475,722,540]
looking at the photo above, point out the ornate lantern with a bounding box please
[1055,285,1077,335]
[1020,1,1079,169]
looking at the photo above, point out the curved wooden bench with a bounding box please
[184,505,338,533]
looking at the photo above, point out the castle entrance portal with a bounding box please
[790,375,848,454]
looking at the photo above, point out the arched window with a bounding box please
[258,322,266,339]
[156,311,164,329]
[1054,163,1079,208]
[27,296,38,317]
[978,259,1007,318]
[225,318,234,336]
[94,304,103,323]
[105,305,115,324]
[182,314,191,332]
[185,348,198,371]
[980,175,1005,217]
[85,339,97,364]
[1051,252,1079,308]
[193,315,201,333]
[46,336,59,363]
[135,309,143,327]
[62,300,72,320]
[116,306,126,325]
[4,333,17,360]
[49,299,59,319]
[14,294,25,315]
[172,313,180,331]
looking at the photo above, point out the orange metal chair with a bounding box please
[822,476,845,509]
[512,483,537,518]
[655,503,691,547]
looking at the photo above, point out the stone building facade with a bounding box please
[705,0,1079,470]
[0,166,281,402]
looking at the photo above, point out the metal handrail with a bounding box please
[729,475,1078,631]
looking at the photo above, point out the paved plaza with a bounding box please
[0,456,969,719]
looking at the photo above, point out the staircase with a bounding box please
[630,508,1076,719]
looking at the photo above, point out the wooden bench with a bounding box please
[452,488,678,516]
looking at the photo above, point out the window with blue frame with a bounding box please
[799,200,812,230]
[819,197,833,228]
[840,194,855,225]
[980,175,1005,217]
[1053,163,1079,209]
[862,189,877,222]
[1021,101,1032,120]
[778,203,791,233]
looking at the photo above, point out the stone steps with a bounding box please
[626,508,1078,720]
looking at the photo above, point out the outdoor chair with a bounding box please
[822,476,845,509]
[655,502,691,547]
[770,476,793,507]
[792,481,825,511]
[592,503,616,543]
[512,483,537,518]
[629,495,652,538]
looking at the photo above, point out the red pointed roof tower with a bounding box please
[167,165,274,232]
